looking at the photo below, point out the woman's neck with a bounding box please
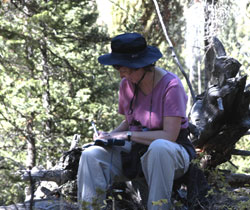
[139,67,166,95]
[139,68,156,95]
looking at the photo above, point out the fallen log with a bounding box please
[225,172,250,187]
[21,168,74,185]
[20,145,83,185]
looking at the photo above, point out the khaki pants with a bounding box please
[77,139,190,210]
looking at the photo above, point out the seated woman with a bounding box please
[77,32,196,210]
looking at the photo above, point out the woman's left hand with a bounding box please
[100,131,127,140]
[95,132,111,140]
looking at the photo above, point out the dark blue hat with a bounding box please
[98,33,162,68]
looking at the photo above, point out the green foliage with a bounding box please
[0,155,26,205]
[0,0,121,205]
[152,198,168,208]
[219,136,250,174]
[80,188,107,210]
[205,167,250,209]
[216,0,250,79]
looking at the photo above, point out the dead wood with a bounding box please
[20,147,83,185]
[225,172,250,187]
[21,168,74,185]
[189,37,250,168]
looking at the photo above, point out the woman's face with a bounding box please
[116,66,144,84]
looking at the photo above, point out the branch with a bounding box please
[225,173,250,187]
[152,0,196,103]
[20,169,74,185]
[231,149,250,156]
[28,167,34,210]
[212,37,226,57]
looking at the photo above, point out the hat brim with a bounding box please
[98,46,162,69]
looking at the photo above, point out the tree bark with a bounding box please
[21,169,74,185]
[26,113,36,169]
[224,171,250,187]
[40,35,53,169]
[189,37,250,168]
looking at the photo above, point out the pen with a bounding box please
[91,121,99,136]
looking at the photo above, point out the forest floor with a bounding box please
[0,185,249,210]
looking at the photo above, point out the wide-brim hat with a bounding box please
[98,33,162,69]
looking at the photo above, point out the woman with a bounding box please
[77,32,195,210]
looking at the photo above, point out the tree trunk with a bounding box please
[204,0,218,89]
[189,37,250,168]
[40,36,53,169]
[26,116,36,169]
[185,0,204,99]
[41,39,52,137]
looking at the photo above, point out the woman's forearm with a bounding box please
[110,120,129,133]
[108,129,179,146]
[130,130,178,145]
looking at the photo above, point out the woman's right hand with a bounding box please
[93,131,110,140]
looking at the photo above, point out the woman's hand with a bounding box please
[110,131,127,140]
[93,119,129,141]
[95,131,127,140]
[93,131,110,140]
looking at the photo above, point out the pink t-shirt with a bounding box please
[118,71,188,131]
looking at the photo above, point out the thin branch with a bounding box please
[231,149,250,156]
[152,0,196,103]
[228,160,238,170]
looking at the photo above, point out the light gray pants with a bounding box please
[77,139,190,210]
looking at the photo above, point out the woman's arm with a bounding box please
[96,119,129,140]
[110,120,129,133]
[107,116,182,145]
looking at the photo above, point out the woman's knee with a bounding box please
[79,145,107,163]
[83,145,104,155]
[149,139,175,154]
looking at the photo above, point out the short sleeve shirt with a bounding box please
[118,70,188,131]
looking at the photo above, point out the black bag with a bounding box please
[121,143,148,180]
[175,129,196,160]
